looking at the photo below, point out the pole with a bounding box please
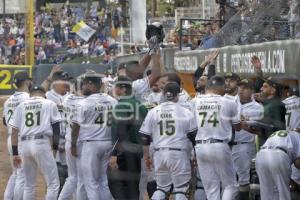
[120,24,124,55]
[26,0,35,65]
[202,0,205,19]
[2,0,5,22]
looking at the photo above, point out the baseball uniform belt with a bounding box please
[261,146,288,154]
[231,141,252,145]
[21,135,45,141]
[154,147,182,151]
[196,139,224,144]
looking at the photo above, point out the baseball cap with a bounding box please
[13,71,31,83]
[238,78,254,89]
[80,71,102,85]
[264,77,280,91]
[118,61,139,70]
[115,76,132,89]
[163,82,180,100]
[30,86,46,93]
[224,72,240,81]
[52,71,72,81]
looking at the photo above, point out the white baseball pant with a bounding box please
[4,135,24,200]
[151,150,191,200]
[232,143,256,186]
[291,164,300,185]
[58,140,77,200]
[256,149,291,200]
[196,143,238,200]
[75,141,88,200]
[20,138,60,200]
[80,140,112,200]
[194,167,207,200]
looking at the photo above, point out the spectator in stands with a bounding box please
[103,49,112,64]
[37,47,47,64]
[201,21,222,49]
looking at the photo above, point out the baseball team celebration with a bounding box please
[0,0,300,200]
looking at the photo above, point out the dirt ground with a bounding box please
[0,96,46,199]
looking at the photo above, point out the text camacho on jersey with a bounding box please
[262,130,300,161]
[191,94,240,141]
[72,93,117,141]
[9,97,62,137]
[139,102,197,149]
[235,100,264,143]
[283,96,300,131]
[3,92,30,135]
[62,94,84,141]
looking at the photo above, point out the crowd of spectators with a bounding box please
[166,0,300,50]
[34,3,127,64]
[0,15,26,65]
[0,2,127,65]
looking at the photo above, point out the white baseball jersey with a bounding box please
[191,94,240,141]
[46,89,67,112]
[147,91,162,105]
[139,101,197,150]
[235,100,264,142]
[282,96,300,130]
[262,130,300,161]
[72,93,117,141]
[10,97,62,137]
[62,94,84,141]
[3,92,30,135]
[132,77,151,103]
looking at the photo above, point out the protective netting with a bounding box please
[215,0,297,47]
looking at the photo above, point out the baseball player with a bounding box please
[157,73,191,109]
[282,86,300,131]
[191,75,241,200]
[46,71,72,191]
[256,130,300,200]
[71,73,117,200]
[282,87,300,190]
[231,79,264,200]
[116,49,162,104]
[139,82,197,200]
[147,81,162,106]
[58,81,85,200]
[10,86,61,200]
[2,71,31,200]
[117,47,162,200]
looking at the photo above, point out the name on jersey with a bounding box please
[25,103,42,111]
[286,105,300,111]
[7,102,20,108]
[197,105,221,110]
[95,104,113,111]
[160,113,172,119]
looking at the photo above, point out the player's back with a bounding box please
[10,97,61,137]
[62,94,84,140]
[283,96,300,131]
[193,94,240,141]
[3,92,30,134]
[263,130,300,160]
[148,101,195,150]
[74,93,117,141]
